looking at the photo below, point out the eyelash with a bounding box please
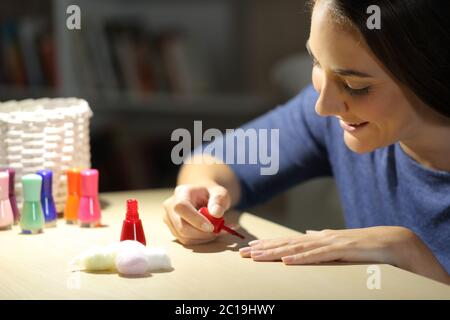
[311,59,371,97]
[343,83,370,96]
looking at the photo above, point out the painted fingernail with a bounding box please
[248,240,260,246]
[251,250,263,257]
[201,222,214,232]
[239,247,252,254]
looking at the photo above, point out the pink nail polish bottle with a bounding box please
[0,171,14,230]
[78,169,101,228]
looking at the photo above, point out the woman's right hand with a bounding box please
[162,183,231,245]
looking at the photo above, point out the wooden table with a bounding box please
[0,189,449,299]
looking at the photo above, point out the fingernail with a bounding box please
[248,240,260,246]
[251,250,263,257]
[239,247,252,254]
[201,222,214,232]
[209,204,222,217]
[282,256,294,264]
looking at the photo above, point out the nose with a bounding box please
[314,80,348,117]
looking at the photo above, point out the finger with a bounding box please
[282,244,344,265]
[239,246,252,258]
[164,210,216,245]
[163,212,185,241]
[207,185,231,218]
[175,185,209,208]
[170,209,216,239]
[173,199,214,233]
[251,241,327,262]
[248,233,320,250]
[247,237,298,250]
[306,230,320,234]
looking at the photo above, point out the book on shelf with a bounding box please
[1,20,27,87]
[0,18,58,89]
[18,17,46,87]
[0,15,216,99]
[82,16,214,98]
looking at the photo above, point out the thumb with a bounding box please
[207,185,231,218]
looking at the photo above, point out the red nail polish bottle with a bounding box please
[120,199,146,245]
[198,207,245,239]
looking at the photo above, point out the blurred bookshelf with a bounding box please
[0,0,276,111]
[0,0,309,191]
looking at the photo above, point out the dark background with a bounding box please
[0,0,344,231]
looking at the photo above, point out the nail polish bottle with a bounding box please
[78,169,101,228]
[0,168,20,224]
[120,199,146,245]
[20,174,45,234]
[36,170,57,227]
[198,207,245,239]
[0,171,14,230]
[64,168,81,224]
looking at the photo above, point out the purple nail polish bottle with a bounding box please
[0,168,20,224]
[36,170,57,227]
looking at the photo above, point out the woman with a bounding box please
[163,0,450,284]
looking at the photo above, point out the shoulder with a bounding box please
[273,84,335,149]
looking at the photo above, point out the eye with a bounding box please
[311,57,320,68]
[343,82,370,96]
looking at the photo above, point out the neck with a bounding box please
[400,120,450,172]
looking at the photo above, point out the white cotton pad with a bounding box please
[114,241,172,275]
[69,245,117,272]
[114,240,148,275]
[144,247,172,271]
[114,240,146,253]
[115,249,151,275]
[69,240,172,276]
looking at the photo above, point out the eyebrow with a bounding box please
[305,40,373,78]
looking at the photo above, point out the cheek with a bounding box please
[351,93,417,142]
[351,89,400,124]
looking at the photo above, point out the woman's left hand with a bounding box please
[240,226,450,284]
[239,226,415,267]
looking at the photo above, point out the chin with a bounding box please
[343,133,378,154]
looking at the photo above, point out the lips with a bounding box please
[345,121,368,127]
[339,119,369,132]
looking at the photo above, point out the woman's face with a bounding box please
[309,1,427,153]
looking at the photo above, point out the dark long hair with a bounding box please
[308,0,450,118]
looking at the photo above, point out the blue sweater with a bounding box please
[197,85,450,273]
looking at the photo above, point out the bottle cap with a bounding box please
[36,170,53,197]
[0,168,15,197]
[198,207,224,233]
[67,168,81,195]
[198,207,245,239]
[22,174,42,202]
[126,199,139,221]
[80,169,99,197]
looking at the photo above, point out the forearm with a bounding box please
[177,154,241,207]
[394,231,450,285]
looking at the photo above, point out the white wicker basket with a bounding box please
[0,98,93,213]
